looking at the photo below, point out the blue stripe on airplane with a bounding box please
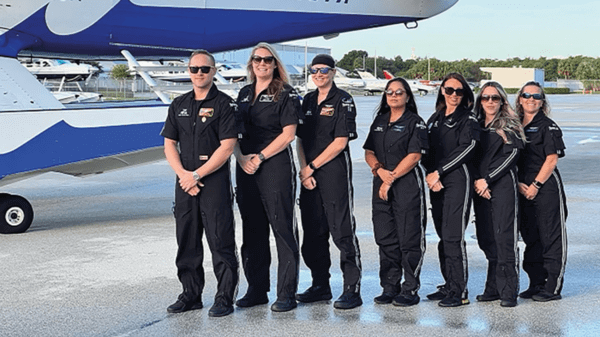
[7,1,414,58]
[0,121,164,179]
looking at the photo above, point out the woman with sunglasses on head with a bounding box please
[472,81,525,308]
[233,42,303,312]
[515,81,567,302]
[364,77,428,307]
[295,54,362,310]
[423,72,479,307]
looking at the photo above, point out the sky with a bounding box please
[289,0,600,62]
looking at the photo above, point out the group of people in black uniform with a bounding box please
[160,44,568,317]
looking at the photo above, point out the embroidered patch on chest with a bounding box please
[392,125,406,132]
[320,107,334,116]
[199,108,214,117]
[178,109,190,117]
[259,95,274,103]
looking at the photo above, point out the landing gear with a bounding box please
[0,194,34,234]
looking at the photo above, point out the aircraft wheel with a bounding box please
[0,194,34,234]
[419,89,427,96]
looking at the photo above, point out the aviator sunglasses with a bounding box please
[251,55,275,64]
[385,89,405,96]
[520,92,543,100]
[481,94,501,103]
[309,67,334,75]
[443,86,465,97]
[188,66,214,74]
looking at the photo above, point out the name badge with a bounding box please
[199,155,209,160]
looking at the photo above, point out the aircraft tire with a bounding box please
[0,194,34,234]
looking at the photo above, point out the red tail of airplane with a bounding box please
[383,70,394,80]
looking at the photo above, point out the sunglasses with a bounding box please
[188,66,214,74]
[481,94,501,103]
[309,67,333,75]
[251,55,275,64]
[385,89,405,96]
[520,92,543,100]
[443,87,465,97]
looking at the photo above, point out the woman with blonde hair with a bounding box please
[234,42,303,312]
[515,81,567,302]
[472,81,525,307]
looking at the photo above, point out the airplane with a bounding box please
[0,0,458,233]
[354,70,389,95]
[382,70,438,96]
[21,58,99,81]
[304,67,366,92]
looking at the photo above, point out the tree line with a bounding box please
[337,51,600,83]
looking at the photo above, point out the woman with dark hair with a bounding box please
[364,77,428,307]
[515,81,567,302]
[472,81,525,307]
[296,54,363,310]
[423,72,479,307]
[233,42,303,312]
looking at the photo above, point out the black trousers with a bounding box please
[473,170,520,301]
[299,151,361,294]
[174,165,239,306]
[520,170,568,295]
[372,167,426,296]
[236,148,299,300]
[430,163,472,299]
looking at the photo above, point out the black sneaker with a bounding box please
[519,285,544,299]
[500,299,518,307]
[374,292,397,304]
[532,290,562,302]
[296,285,333,303]
[476,290,500,302]
[208,299,234,317]
[235,292,269,308]
[438,292,470,307]
[167,295,203,313]
[334,292,362,309]
[427,285,448,301]
[271,298,297,312]
[392,294,420,307]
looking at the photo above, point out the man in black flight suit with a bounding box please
[161,50,239,317]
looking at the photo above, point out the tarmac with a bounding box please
[2,94,600,336]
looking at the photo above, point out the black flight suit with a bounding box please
[423,106,480,299]
[160,85,240,307]
[518,113,568,296]
[235,83,303,301]
[363,111,429,296]
[297,83,362,294]
[473,126,523,302]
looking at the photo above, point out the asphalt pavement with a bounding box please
[2,151,599,336]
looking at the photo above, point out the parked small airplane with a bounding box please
[354,70,388,95]
[382,70,438,95]
[0,0,457,233]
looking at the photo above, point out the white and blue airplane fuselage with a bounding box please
[0,0,457,233]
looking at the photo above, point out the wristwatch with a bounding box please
[532,180,543,189]
[308,162,317,170]
[258,152,266,162]
[192,171,201,182]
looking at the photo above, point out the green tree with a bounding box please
[111,64,133,96]
[338,50,368,71]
